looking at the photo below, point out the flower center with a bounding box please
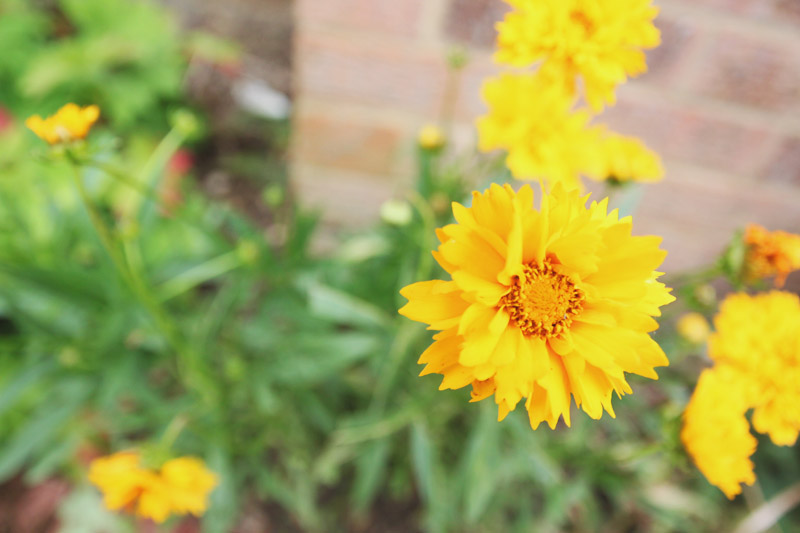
[569,10,596,36]
[500,260,585,339]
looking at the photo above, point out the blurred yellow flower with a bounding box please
[399,184,673,429]
[25,103,100,145]
[477,73,602,190]
[676,312,710,345]
[682,291,800,498]
[709,291,800,446]
[495,0,660,110]
[418,124,445,150]
[681,367,757,499]
[89,450,217,523]
[743,224,800,287]
[588,133,664,184]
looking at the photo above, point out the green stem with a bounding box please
[70,162,219,408]
[159,414,189,451]
[407,191,437,282]
[69,164,136,288]
[157,250,243,302]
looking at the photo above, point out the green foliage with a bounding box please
[0,0,186,132]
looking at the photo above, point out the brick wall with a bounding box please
[291,0,800,272]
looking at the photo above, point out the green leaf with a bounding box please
[0,360,53,419]
[203,445,238,533]
[302,279,393,330]
[351,437,391,512]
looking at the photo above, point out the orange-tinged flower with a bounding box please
[399,184,674,429]
[682,291,800,498]
[743,224,800,287]
[89,450,217,523]
[25,103,100,145]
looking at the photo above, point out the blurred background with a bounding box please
[0,0,798,532]
[291,0,800,272]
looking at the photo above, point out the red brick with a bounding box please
[293,113,403,176]
[694,0,800,27]
[634,170,800,271]
[763,137,800,186]
[297,34,447,113]
[770,0,800,26]
[688,31,800,113]
[604,97,775,175]
[296,0,424,38]
[444,0,510,49]
[644,15,699,85]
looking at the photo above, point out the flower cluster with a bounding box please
[682,291,800,498]
[25,103,100,145]
[743,224,800,287]
[89,451,218,523]
[400,184,673,429]
[477,0,663,189]
[495,0,661,110]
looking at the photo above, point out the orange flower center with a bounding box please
[501,261,585,339]
[569,10,596,36]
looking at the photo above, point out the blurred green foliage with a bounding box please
[0,0,185,132]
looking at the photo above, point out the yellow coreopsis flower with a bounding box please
[743,224,800,287]
[495,0,661,110]
[89,450,218,523]
[682,291,800,498]
[477,73,603,190]
[588,133,664,184]
[25,103,100,145]
[399,184,674,429]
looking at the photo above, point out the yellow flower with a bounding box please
[25,103,100,145]
[587,133,664,184]
[676,312,710,345]
[89,450,218,523]
[160,457,220,516]
[681,367,757,499]
[477,73,603,190]
[708,292,800,446]
[495,0,661,110]
[399,184,674,429]
[682,291,800,498]
[743,224,800,287]
[418,124,446,150]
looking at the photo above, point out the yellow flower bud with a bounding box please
[676,312,711,345]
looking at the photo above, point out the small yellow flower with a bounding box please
[743,224,800,287]
[399,183,673,429]
[477,72,602,190]
[588,133,664,184]
[418,124,446,150]
[676,312,710,345]
[682,291,800,498]
[495,0,661,110]
[89,450,218,523]
[25,103,100,145]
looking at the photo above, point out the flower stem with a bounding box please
[69,162,219,409]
